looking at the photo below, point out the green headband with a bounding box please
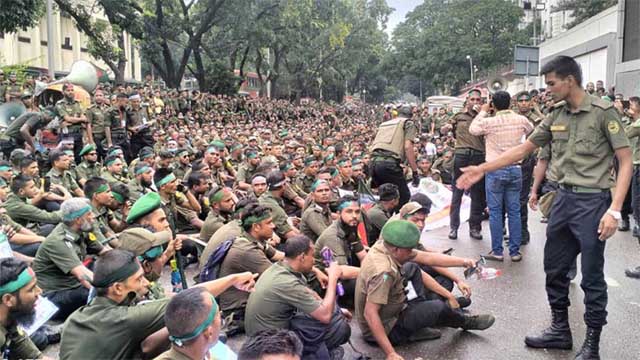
[137,246,163,262]
[330,168,339,177]
[246,152,258,159]
[94,183,110,195]
[169,294,218,346]
[280,163,292,171]
[210,189,226,203]
[0,166,12,171]
[242,213,270,226]
[63,205,92,222]
[337,201,358,211]
[92,259,140,288]
[0,268,34,295]
[310,179,329,192]
[112,191,125,204]
[109,149,123,157]
[106,158,122,167]
[156,173,176,188]
[135,165,151,175]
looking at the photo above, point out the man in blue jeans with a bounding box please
[469,91,534,261]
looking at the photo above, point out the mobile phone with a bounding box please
[176,183,186,193]
[44,177,51,192]
[622,100,630,110]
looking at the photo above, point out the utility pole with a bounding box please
[46,0,55,79]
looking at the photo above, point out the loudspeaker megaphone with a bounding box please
[41,60,99,94]
[0,101,27,129]
[486,75,508,95]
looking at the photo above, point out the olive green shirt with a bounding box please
[528,94,629,189]
[46,167,80,194]
[199,211,229,242]
[258,192,292,238]
[101,169,128,187]
[0,322,42,360]
[127,179,151,203]
[245,262,321,336]
[355,241,408,341]
[153,347,192,360]
[86,103,108,136]
[625,118,640,165]
[1,112,45,140]
[3,193,62,234]
[33,223,104,292]
[60,296,169,360]
[75,161,102,185]
[198,220,242,271]
[218,232,276,312]
[236,163,258,185]
[300,202,332,242]
[366,203,391,240]
[55,98,84,131]
[451,111,485,152]
[314,220,365,271]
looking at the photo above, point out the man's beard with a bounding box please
[141,178,153,188]
[12,298,37,327]
[80,220,93,232]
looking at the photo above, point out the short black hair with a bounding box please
[629,96,640,105]
[191,159,208,172]
[241,203,271,232]
[187,171,206,189]
[410,192,433,216]
[238,329,303,360]
[154,168,174,188]
[235,198,257,218]
[49,149,66,164]
[110,182,130,203]
[19,157,37,170]
[0,258,29,296]
[84,176,109,199]
[540,55,582,87]
[93,249,137,296]
[492,90,511,111]
[164,287,209,341]
[283,235,313,259]
[10,174,33,194]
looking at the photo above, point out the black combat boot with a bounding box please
[574,327,601,360]
[524,308,573,350]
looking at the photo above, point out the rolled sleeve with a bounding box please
[528,116,553,148]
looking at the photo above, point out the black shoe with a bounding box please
[448,229,458,240]
[618,218,630,232]
[46,332,61,345]
[625,266,640,279]
[521,231,530,245]
[462,314,495,331]
[633,225,640,238]
[524,309,573,350]
[574,327,601,360]
[407,327,442,341]
[457,296,472,309]
[470,229,483,240]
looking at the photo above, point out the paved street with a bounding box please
[44,210,640,359]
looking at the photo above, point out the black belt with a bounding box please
[559,184,608,194]
[454,148,485,155]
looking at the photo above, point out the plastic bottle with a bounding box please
[170,259,183,293]
[476,267,502,280]
[320,247,345,296]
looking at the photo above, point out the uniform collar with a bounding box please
[61,223,81,243]
[564,93,593,114]
[371,240,403,269]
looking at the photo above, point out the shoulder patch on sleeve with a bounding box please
[607,120,620,134]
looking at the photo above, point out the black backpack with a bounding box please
[198,238,234,283]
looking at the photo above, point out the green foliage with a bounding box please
[0,0,45,34]
[1,63,32,83]
[385,0,530,96]
[552,0,618,29]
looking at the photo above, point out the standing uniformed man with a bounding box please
[369,104,420,207]
[457,56,632,360]
[0,69,7,104]
[515,90,545,244]
[55,83,89,163]
[5,72,22,102]
[126,93,154,158]
[85,90,109,159]
[105,93,131,161]
[444,89,485,240]
[300,180,333,242]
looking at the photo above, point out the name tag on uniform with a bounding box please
[550,125,567,132]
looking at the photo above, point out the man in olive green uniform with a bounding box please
[5,73,22,103]
[172,148,192,180]
[85,90,109,159]
[75,144,101,187]
[0,70,6,104]
[101,155,128,187]
[432,107,449,135]
[300,180,333,242]
[59,248,256,360]
[365,183,399,245]
[0,258,44,360]
[55,83,88,162]
[236,151,261,191]
[457,56,632,360]
[445,89,486,240]
[104,93,131,161]
[355,220,493,359]
[127,162,153,202]
[33,198,108,320]
[369,104,420,207]
[0,110,52,159]
[337,158,356,192]
[46,149,84,198]
[127,93,154,160]
[259,171,300,240]
[298,157,320,194]
[200,187,235,242]
[4,175,62,236]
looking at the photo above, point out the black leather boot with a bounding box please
[524,309,573,350]
[574,327,601,360]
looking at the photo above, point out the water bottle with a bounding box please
[170,259,183,293]
[476,267,502,280]
[320,247,345,296]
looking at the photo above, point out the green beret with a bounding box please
[304,156,316,167]
[79,144,96,156]
[126,192,163,224]
[210,140,226,150]
[279,130,289,137]
[381,220,420,248]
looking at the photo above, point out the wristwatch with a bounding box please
[606,209,621,221]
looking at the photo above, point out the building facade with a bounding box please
[0,9,141,81]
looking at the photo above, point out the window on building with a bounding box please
[623,0,640,62]
[62,37,72,50]
[18,36,31,43]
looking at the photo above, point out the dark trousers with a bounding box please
[289,307,351,359]
[130,131,153,161]
[450,150,486,231]
[93,134,106,161]
[519,154,536,241]
[420,264,454,300]
[370,160,410,208]
[386,263,465,345]
[111,130,131,162]
[10,242,40,257]
[544,189,610,328]
[632,166,640,229]
[61,131,84,164]
[45,286,90,321]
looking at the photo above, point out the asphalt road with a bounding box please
[44,210,640,359]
